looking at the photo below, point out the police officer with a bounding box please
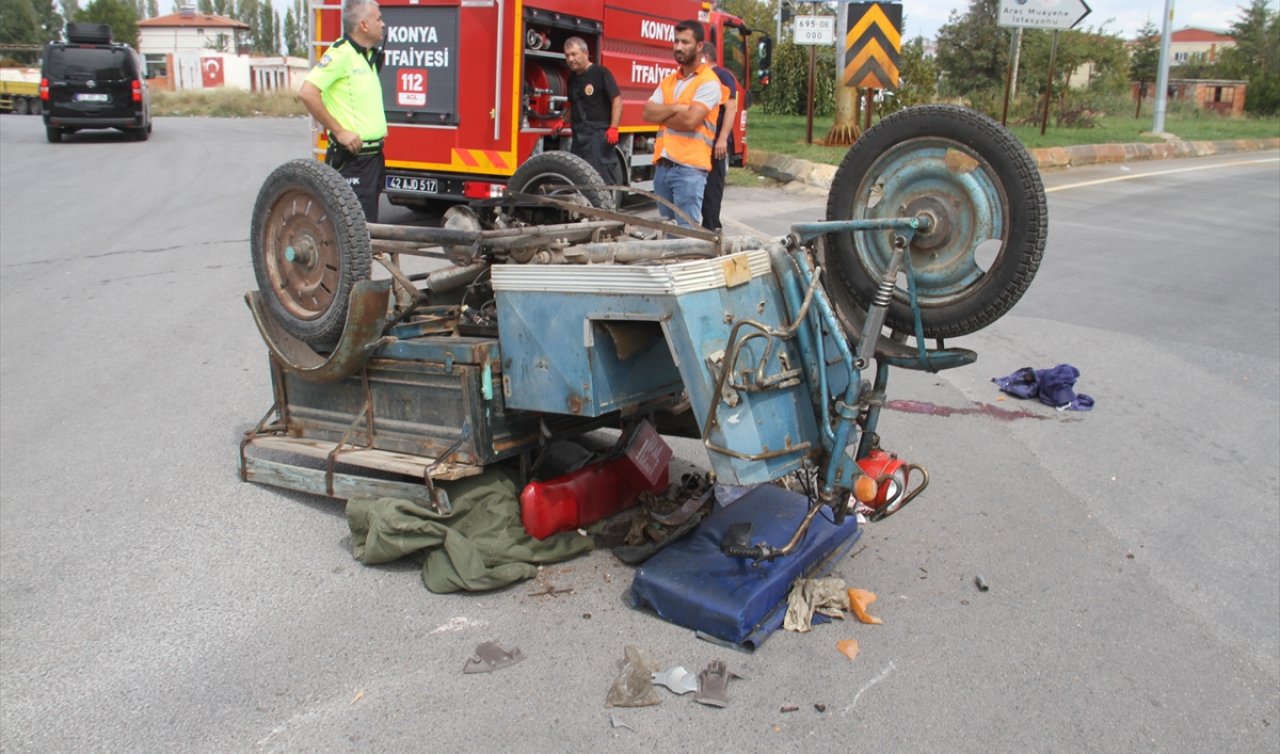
[559,37,622,186]
[697,42,738,233]
[298,0,386,221]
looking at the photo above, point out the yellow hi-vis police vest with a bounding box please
[654,65,719,172]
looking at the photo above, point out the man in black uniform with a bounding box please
[698,42,738,232]
[558,37,622,185]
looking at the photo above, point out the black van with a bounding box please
[41,23,152,143]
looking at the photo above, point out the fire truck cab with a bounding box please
[309,0,760,213]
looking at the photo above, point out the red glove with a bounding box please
[606,127,619,145]
[549,118,565,136]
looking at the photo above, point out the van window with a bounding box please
[46,48,132,81]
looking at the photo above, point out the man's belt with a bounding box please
[656,157,675,168]
[328,134,385,154]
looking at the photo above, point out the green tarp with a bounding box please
[346,466,593,593]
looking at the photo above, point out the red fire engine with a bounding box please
[308,0,766,212]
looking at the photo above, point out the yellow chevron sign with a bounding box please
[844,3,902,89]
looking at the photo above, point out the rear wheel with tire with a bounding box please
[45,126,62,143]
[824,104,1047,338]
[14,98,29,115]
[506,151,616,225]
[250,159,372,347]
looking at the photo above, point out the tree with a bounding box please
[935,0,1008,98]
[891,35,940,109]
[75,0,139,47]
[1130,19,1160,115]
[283,1,305,58]
[145,0,155,17]
[30,0,63,42]
[1218,0,1280,114]
[0,0,44,61]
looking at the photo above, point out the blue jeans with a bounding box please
[654,161,708,228]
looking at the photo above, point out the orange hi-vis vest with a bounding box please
[654,64,719,171]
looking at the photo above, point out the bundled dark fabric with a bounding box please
[993,364,1095,411]
[346,466,592,593]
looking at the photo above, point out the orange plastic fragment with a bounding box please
[847,588,884,625]
[836,639,860,660]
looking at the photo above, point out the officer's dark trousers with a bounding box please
[701,136,732,232]
[326,144,385,222]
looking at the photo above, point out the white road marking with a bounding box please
[1046,156,1280,193]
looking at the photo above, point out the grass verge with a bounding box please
[747,110,1280,165]
[152,89,307,118]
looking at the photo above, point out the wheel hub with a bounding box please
[900,195,955,252]
[262,189,341,321]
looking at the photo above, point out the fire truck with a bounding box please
[308,0,766,213]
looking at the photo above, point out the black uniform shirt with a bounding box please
[567,63,620,127]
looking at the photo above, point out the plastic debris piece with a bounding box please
[974,575,990,592]
[463,641,525,673]
[847,588,884,625]
[605,645,663,707]
[609,714,634,732]
[836,639,860,660]
[652,666,699,695]
[694,659,742,708]
[784,577,849,632]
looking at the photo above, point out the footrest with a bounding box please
[875,338,976,372]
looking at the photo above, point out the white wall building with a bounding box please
[136,7,306,93]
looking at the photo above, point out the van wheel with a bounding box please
[46,126,62,143]
[133,126,149,141]
[250,159,372,347]
[824,104,1047,338]
[506,151,615,224]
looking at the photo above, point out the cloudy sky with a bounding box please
[900,0,1269,41]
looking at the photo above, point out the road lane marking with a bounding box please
[1046,156,1280,193]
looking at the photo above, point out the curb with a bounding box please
[745,137,1280,190]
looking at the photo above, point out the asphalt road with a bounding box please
[1,115,1277,753]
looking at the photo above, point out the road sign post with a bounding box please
[997,0,1091,131]
[793,15,835,144]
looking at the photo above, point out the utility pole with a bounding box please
[1153,0,1174,134]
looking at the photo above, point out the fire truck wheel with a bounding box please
[824,104,1047,338]
[250,159,372,347]
[30,99,41,116]
[508,151,617,217]
[14,98,28,115]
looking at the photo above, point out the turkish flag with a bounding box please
[200,57,224,88]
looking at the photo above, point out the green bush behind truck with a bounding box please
[1,68,42,115]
